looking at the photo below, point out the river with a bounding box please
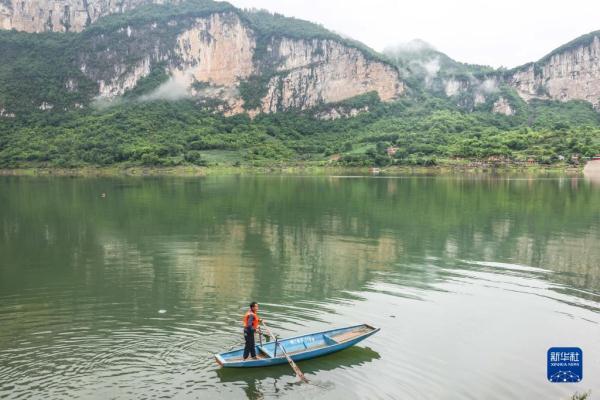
[0,175,599,399]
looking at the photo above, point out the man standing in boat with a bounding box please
[243,302,262,360]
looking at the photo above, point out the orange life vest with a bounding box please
[243,310,259,329]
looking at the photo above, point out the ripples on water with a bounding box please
[0,176,599,399]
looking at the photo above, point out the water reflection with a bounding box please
[216,346,380,399]
[0,175,599,399]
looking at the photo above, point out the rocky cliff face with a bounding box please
[0,2,404,116]
[509,35,600,109]
[0,0,172,32]
[438,33,600,113]
[172,13,256,113]
[260,38,402,113]
[78,12,404,115]
[492,97,514,116]
[174,14,255,87]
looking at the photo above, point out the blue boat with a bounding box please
[215,324,380,368]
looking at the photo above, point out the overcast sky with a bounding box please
[228,0,600,68]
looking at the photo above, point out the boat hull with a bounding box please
[215,324,379,368]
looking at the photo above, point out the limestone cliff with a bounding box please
[0,2,404,116]
[0,0,172,32]
[492,97,514,116]
[260,38,402,113]
[436,32,600,112]
[77,11,404,115]
[386,32,600,113]
[509,35,600,109]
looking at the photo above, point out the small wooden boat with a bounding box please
[215,324,379,368]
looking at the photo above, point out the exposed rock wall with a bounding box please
[0,107,16,118]
[432,34,600,113]
[0,0,174,32]
[97,56,153,97]
[509,66,542,102]
[173,14,255,87]
[444,78,469,97]
[492,97,514,116]
[170,13,256,113]
[316,105,370,121]
[509,36,600,109]
[76,12,403,114]
[261,39,403,113]
[0,1,404,115]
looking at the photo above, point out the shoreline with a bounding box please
[0,163,586,177]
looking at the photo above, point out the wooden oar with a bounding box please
[261,321,309,383]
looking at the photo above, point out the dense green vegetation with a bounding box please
[0,30,96,114]
[1,92,598,169]
[239,74,273,110]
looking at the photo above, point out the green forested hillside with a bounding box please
[1,93,598,168]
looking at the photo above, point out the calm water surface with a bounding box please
[0,175,599,399]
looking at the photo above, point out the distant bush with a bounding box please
[185,150,208,166]
[141,152,160,165]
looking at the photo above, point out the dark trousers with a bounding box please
[243,328,256,359]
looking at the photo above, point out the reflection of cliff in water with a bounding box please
[1,176,599,312]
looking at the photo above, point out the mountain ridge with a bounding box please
[0,0,599,170]
[385,30,600,113]
[1,1,599,116]
[0,0,404,117]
